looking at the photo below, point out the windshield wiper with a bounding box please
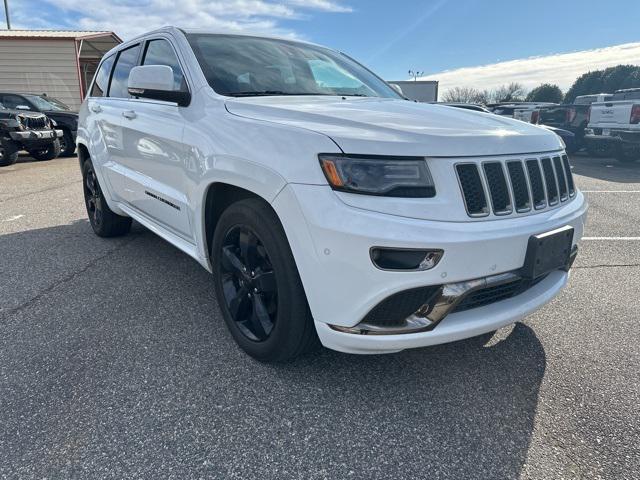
[337,93,370,97]
[227,91,334,97]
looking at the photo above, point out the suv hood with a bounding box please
[225,97,563,156]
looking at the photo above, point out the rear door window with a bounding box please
[1,94,29,109]
[142,39,187,92]
[108,44,142,99]
[90,55,115,97]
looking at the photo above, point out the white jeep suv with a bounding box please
[78,27,587,361]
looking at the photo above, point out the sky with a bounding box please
[6,0,640,94]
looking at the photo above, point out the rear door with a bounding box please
[116,37,193,240]
[98,44,143,203]
[85,53,132,202]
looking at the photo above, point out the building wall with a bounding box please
[388,81,439,102]
[0,39,81,110]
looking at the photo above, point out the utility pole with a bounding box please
[3,0,10,29]
[408,70,424,82]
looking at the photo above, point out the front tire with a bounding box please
[29,139,61,161]
[59,129,76,157]
[0,142,19,166]
[82,160,132,237]
[211,198,318,362]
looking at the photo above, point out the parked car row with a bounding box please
[0,94,78,166]
[480,91,640,163]
[439,102,578,154]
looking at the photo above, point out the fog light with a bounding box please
[370,248,443,271]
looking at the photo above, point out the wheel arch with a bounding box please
[77,141,90,170]
[202,182,283,264]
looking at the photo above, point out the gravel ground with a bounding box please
[0,152,638,479]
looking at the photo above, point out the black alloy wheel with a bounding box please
[84,164,103,229]
[220,225,278,342]
[81,160,131,237]
[211,198,318,361]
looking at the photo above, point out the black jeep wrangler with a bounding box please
[0,93,78,156]
[0,104,62,167]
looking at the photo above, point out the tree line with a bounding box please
[441,64,640,104]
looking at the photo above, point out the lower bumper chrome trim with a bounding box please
[329,272,523,336]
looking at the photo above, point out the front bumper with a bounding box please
[272,183,587,354]
[9,129,63,146]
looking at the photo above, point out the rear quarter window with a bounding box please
[90,55,115,97]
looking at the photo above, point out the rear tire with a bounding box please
[615,143,640,164]
[585,140,615,158]
[0,142,19,166]
[59,129,76,157]
[29,139,61,161]
[82,160,132,237]
[211,198,318,362]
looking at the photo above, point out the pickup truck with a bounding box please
[536,94,613,155]
[0,104,62,166]
[586,88,640,163]
[489,103,557,123]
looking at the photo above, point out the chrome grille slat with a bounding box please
[562,155,575,196]
[456,153,576,218]
[541,157,559,206]
[482,162,512,215]
[456,163,489,217]
[525,159,547,210]
[553,156,569,201]
[506,161,531,212]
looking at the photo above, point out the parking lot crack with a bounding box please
[0,180,82,203]
[575,263,640,269]
[1,236,139,317]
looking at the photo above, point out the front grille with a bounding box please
[453,274,547,313]
[20,115,48,130]
[456,153,575,218]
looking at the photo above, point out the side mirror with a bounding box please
[128,65,190,107]
[15,105,31,110]
[390,84,403,96]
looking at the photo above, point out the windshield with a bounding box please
[25,95,70,111]
[186,34,401,99]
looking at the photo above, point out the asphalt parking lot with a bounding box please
[1,153,639,479]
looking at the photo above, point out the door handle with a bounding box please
[90,104,102,113]
[122,110,137,120]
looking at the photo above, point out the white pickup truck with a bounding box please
[586,88,640,163]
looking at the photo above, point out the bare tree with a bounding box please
[491,82,526,103]
[442,87,486,103]
[442,82,528,104]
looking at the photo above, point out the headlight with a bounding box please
[319,154,435,197]
[50,118,57,127]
